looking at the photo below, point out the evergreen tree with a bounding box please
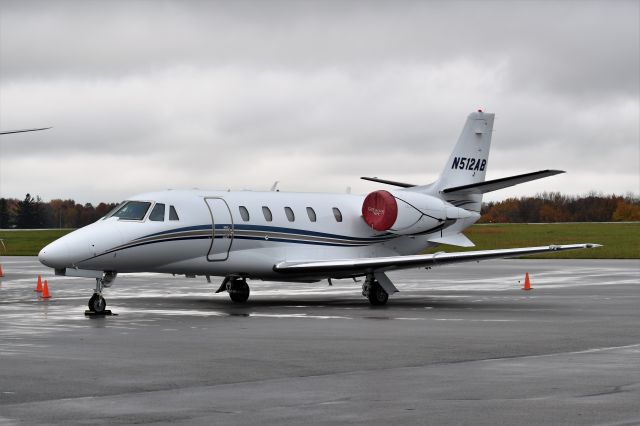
[14,193,37,228]
[0,198,12,228]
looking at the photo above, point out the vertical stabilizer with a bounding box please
[416,111,494,212]
[438,110,494,190]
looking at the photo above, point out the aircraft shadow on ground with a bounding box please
[124,294,551,312]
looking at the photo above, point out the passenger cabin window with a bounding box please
[239,206,250,222]
[332,207,343,222]
[169,206,179,221]
[149,203,165,221]
[306,207,317,222]
[284,207,295,222]
[262,206,273,222]
[112,201,152,221]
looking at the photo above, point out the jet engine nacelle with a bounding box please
[362,190,470,235]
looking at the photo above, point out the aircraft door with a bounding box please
[204,198,234,261]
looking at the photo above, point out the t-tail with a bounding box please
[411,110,563,213]
[360,110,565,246]
[428,110,495,213]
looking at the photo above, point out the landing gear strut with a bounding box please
[362,275,389,306]
[88,278,107,313]
[87,271,116,314]
[216,276,250,303]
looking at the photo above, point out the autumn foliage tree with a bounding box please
[480,192,640,223]
[0,192,637,228]
[0,195,117,229]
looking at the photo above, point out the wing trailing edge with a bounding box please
[274,243,601,276]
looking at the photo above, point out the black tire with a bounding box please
[229,280,250,303]
[88,294,107,313]
[88,294,98,311]
[367,282,389,306]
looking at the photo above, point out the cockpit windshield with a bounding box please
[110,201,152,220]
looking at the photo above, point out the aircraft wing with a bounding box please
[274,243,600,277]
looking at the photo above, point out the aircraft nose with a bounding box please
[38,239,72,269]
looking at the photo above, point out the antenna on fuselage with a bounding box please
[270,181,279,191]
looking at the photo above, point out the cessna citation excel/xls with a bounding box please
[39,111,600,313]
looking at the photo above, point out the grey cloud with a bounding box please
[0,0,638,204]
[2,1,637,94]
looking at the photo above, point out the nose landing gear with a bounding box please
[86,272,116,315]
[88,292,106,313]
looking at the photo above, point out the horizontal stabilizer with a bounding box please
[360,177,416,188]
[427,233,475,247]
[442,170,564,195]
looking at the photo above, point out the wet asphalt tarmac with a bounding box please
[0,257,638,425]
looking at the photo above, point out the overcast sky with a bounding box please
[0,0,638,205]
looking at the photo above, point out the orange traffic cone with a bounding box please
[522,272,532,291]
[0,264,4,278]
[35,275,43,292]
[42,280,51,299]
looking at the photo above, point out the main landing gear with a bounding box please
[216,276,250,303]
[362,275,389,306]
[87,272,116,315]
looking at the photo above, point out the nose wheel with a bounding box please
[88,293,107,313]
[85,275,113,315]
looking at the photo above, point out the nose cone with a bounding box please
[39,238,72,269]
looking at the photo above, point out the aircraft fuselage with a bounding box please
[40,189,459,281]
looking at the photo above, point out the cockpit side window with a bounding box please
[111,201,152,221]
[169,206,179,221]
[149,203,165,221]
[102,202,125,220]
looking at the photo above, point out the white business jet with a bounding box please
[39,111,599,313]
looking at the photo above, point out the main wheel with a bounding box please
[367,282,389,306]
[88,294,107,313]
[229,280,250,303]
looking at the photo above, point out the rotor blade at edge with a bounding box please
[274,244,602,276]
[0,127,52,135]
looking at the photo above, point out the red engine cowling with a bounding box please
[362,190,470,235]
[362,190,398,231]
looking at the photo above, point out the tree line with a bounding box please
[479,192,640,223]
[0,195,117,229]
[0,192,638,229]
